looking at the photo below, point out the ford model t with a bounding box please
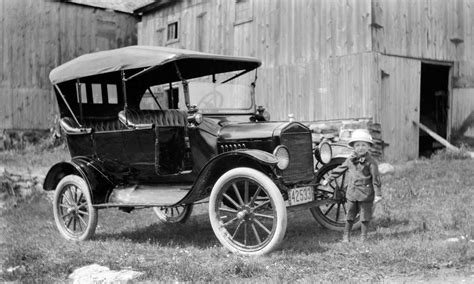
[44,46,353,255]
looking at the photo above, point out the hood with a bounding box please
[218,121,289,141]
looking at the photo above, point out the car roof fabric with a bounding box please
[49,45,261,84]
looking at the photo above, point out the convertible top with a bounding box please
[49,45,261,84]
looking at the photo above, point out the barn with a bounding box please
[134,0,474,161]
[0,0,141,132]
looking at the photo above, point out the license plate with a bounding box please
[288,186,314,206]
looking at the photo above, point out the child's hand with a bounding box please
[374,196,382,203]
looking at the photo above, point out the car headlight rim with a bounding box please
[273,145,290,170]
[318,141,332,164]
[188,112,203,125]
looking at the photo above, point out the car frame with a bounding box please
[43,45,351,255]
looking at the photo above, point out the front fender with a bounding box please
[179,149,279,204]
[43,157,113,204]
[232,149,279,165]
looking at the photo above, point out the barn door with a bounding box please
[379,56,421,161]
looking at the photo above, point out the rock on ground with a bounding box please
[378,163,395,175]
[68,264,144,283]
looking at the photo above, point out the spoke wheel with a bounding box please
[153,204,193,224]
[209,167,287,256]
[53,175,98,241]
[311,159,361,231]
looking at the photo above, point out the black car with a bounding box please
[44,46,352,255]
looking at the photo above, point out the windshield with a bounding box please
[137,69,257,114]
[185,70,256,114]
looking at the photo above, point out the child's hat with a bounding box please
[348,129,373,147]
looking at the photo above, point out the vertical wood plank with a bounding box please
[0,87,13,129]
[311,0,321,60]
[452,88,474,136]
[1,1,138,129]
[0,0,3,84]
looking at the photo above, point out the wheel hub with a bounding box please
[237,206,253,221]
[66,205,79,216]
[237,210,248,220]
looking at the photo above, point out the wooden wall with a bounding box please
[256,53,378,122]
[452,88,474,137]
[372,0,474,145]
[0,0,137,130]
[139,0,373,61]
[372,0,465,61]
[137,0,474,160]
[138,0,374,122]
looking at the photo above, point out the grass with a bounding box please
[1,147,473,282]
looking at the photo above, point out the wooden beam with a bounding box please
[413,120,474,158]
[414,120,458,151]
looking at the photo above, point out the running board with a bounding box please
[105,184,192,207]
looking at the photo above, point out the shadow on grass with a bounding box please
[373,216,410,228]
[92,212,427,253]
[94,214,217,249]
[373,226,427,241]
[93,210,337,253]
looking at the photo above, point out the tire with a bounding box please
[53,175,98,241]
[209,167,287,256]
[310,159,362,231]
[153,204,193,224]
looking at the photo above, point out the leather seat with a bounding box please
[82,118,126,132]
[119,109,187,127]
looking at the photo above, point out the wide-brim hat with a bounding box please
[348,129,373,147]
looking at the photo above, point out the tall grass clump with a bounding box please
[430,144,472,160]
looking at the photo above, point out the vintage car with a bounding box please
[44,46,352,255]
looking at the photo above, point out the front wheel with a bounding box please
[153,204,193,224]
[310,159,361,231]
[209,167,287,256]
[53,175,98,241]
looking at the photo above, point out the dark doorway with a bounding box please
[419,63,450,157]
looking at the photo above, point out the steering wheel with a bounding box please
[197,90,224,109]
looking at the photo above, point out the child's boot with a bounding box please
[342,221,353,242]
[361,221,369,242]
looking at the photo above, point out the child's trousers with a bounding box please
[346,200,373,222]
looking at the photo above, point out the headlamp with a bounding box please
[315,141,332,164]
[273,145,290,170]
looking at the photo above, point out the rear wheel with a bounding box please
[153,204,193,224]
[209,167,287,256]
[53,175,98,241]
[311,159,361,231]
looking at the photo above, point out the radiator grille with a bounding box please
[280,125,314,184]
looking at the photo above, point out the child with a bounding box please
[321,129,382,242]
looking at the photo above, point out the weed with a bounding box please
[221,256,265,278]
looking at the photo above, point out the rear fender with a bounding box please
[180,149,279,203]
[43,157,113,204]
